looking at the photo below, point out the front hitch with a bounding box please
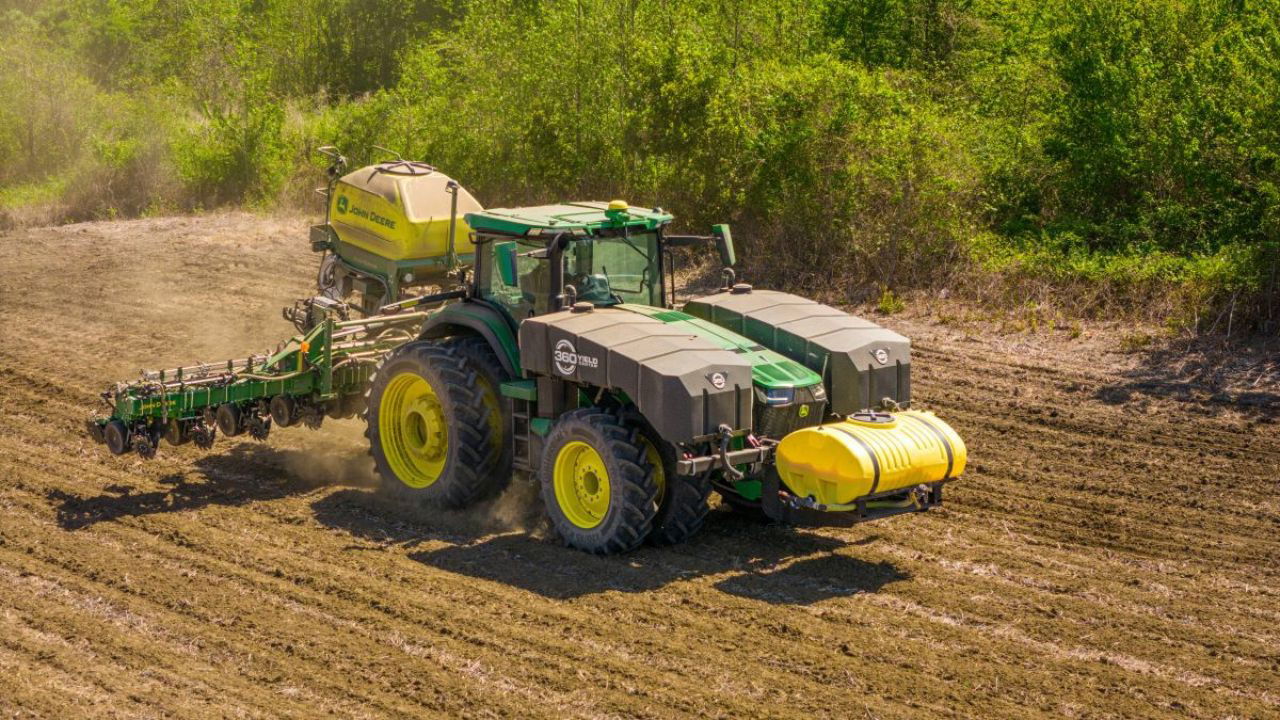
[759,469,947,528]
[674,442,774,476]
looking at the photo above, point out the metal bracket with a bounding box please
[675,445,773,476]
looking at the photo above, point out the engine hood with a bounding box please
[518,304,819,443]
[610,304,822,390]
[682,288,911,415]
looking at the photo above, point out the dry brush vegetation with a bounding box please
[1,0,1278,332]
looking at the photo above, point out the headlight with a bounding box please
[762,387,795,405]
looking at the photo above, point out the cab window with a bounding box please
[485,239,551,321]
[564,231,662,307]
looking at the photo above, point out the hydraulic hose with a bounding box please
[717,424,744,481]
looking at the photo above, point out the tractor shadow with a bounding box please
[311,486,909,605]
[49,443,366,530]
[712,551,906,605]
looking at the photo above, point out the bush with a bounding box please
[1042,0,1280,256]
[173,76,290,207]
[0,27,97,189]
[1,0,1276,332]
[695,57,981,298]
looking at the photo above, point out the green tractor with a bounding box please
[90,160,966,554]
[361,199,966,553]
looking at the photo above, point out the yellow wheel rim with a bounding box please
[553,441,611,529]
[641,436,666,510]
[379,372,448,489]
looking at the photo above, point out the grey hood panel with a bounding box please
[519,308,753,442]
[682,289,910,415]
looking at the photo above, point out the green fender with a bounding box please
[419,300,523,377]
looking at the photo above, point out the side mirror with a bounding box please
[495,241,519,286]
[712,224,735,268]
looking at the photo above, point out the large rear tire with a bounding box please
[540,408,657,554]
[366,340,498,509]
[439,335,512,493]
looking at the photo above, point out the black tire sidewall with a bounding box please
[624,410,712,546]
[539,409,656,554]
[441,335,513,485]
[367,341,495,508]
[104,420,130,455]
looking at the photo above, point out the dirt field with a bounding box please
[1,214,1277,719]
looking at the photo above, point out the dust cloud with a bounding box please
[278,418,377,488]
[473,475,546,536]
[279,415,548,536]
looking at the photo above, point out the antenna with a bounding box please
[371,145,404,161]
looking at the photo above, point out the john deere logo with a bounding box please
[553,339,598,375]
[336,195,349,214]
[873,348,889,365]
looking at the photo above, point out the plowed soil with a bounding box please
[1,214,1277,719]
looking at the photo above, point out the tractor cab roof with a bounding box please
[465,201,673,239]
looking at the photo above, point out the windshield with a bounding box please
[563,231,662,306]
[483,231,664,324]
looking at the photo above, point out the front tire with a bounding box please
[622,410,712,546]
[366,340,498,509]
[540,408,658,554]
[641,433,713,546]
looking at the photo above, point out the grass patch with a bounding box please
[0,176,68,211]
[966,231,1271,333]
[876,287,906,315]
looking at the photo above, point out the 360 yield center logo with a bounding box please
[553,339,598,375]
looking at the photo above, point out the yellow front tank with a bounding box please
[330,163,483,263]
[775,411,966,506]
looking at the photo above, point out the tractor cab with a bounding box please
[465,200,675,325]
